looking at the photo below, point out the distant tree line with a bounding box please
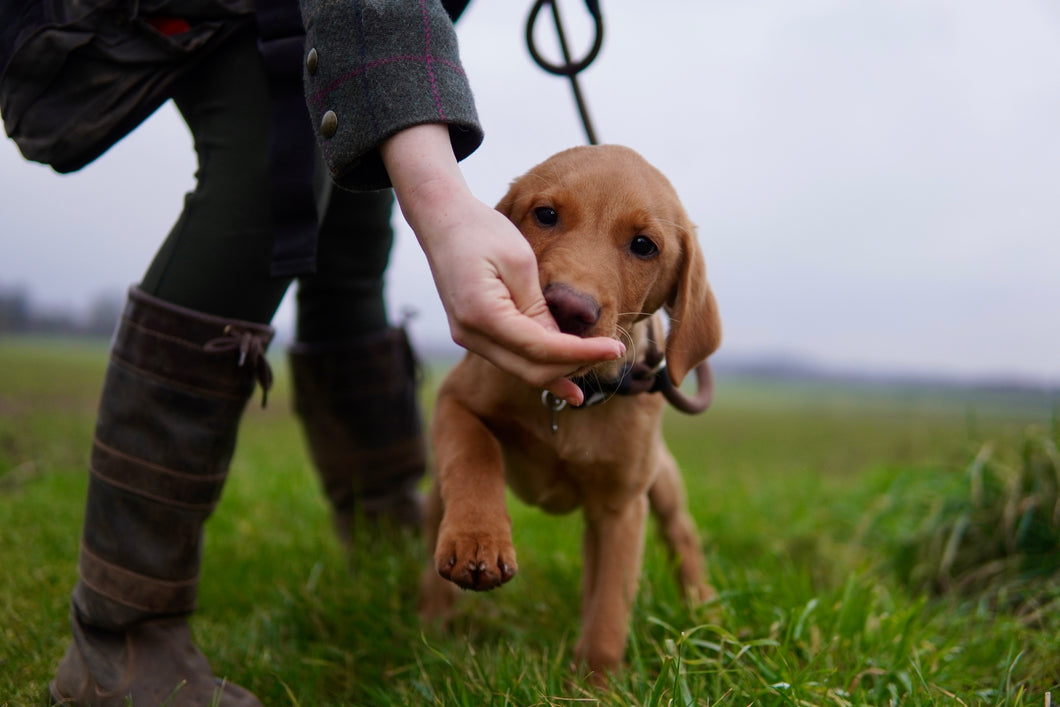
[0,286,123,339]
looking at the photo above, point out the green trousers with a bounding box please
[140,26,395,341]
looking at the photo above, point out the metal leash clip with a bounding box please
[541,390,568,433]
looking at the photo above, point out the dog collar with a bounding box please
[570,360,670,409]
[541,356,714,433]
[540,359,669,433]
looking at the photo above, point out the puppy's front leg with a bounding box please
[429,394,517,591]
[576,495,648,677]
[418,481,460,621]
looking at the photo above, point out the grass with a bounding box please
[1,335,1059,705]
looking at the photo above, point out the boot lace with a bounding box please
[204,326,274,407]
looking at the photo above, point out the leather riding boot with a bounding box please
[50,286,273,707]
[288,328,426,545]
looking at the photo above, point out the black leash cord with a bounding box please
[525,0,604,145]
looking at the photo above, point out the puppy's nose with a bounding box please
[544,283,601,337]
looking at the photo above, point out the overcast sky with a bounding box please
[2,0,1058,385]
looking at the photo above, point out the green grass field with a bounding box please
[1,337,1058,706]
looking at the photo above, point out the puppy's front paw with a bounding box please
[434,526,517,591]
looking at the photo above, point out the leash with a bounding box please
[525,0,603,145]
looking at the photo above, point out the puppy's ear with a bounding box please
[665,224,721,385]
[495,176,524,220]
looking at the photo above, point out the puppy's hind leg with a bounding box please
[648,450,714,603]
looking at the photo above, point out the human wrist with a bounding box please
[381,123,473,238]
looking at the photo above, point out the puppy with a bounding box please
[418,145,722,677]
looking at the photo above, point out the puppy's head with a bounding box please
[497,145,721,384]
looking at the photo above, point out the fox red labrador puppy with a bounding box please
[418,145,722,678]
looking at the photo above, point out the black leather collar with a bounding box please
[570,359,671,409]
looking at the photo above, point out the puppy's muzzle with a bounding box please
[544,283,600,337]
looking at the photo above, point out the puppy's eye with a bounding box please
[534,206,559,227]
[629,235,659,259]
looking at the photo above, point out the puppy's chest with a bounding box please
[485,404,660,514]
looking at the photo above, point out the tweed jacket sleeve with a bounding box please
[299,0,483,190]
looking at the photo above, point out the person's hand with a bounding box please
[381,124,625,406]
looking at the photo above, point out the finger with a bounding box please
[498,246,563,334]
[455,322,622,406]
[543,376,585,407]
[454,326,581,384]
[469,311,624,369]
[492,263,624,362]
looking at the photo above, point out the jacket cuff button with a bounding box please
[306,48,318,75]
[320,110,338,139]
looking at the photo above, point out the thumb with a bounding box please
[502,250,560,334]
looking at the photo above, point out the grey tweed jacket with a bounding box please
[300,0,483,190]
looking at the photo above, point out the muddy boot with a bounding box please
[50,286,273,707]
[288,328,426,545]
